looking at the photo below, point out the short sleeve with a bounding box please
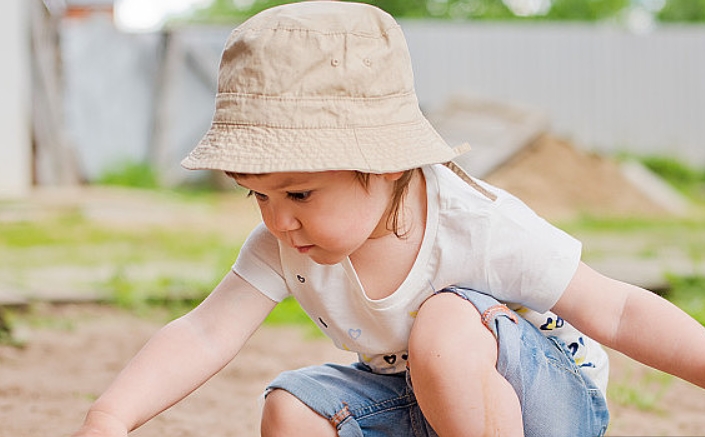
[232,223,291,302]
[483,193,582,312]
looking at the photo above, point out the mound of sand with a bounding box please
[428,96,685,221]
[485,134,673,221]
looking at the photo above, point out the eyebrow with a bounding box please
[235,175,310,192]
[271,177,306,191]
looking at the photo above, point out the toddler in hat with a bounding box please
[73,2,705,436]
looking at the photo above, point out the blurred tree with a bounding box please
[186,0,244,23]
[658,0,705,22]
[332,0,428,17]
[244,0,441,18]
[544,0,630,20]
[448,0,515,19]
[183,0,705,23]
[182,0,515,23]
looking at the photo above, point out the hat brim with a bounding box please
[182,117,467,174]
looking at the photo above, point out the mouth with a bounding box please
[295,245,314,254]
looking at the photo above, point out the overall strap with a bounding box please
[443,161,498,202]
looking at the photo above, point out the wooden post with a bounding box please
[30,0,83,186]
[0,0,32,197]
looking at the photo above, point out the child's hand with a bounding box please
[71,410,129,437]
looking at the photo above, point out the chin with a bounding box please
[308,252,345,266]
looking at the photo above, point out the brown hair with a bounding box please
[225,170,417,238]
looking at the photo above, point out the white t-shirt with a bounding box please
[234,164,609,394]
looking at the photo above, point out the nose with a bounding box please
[266,204,301,233]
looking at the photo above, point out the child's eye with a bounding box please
[248,190,268,201]
[287,191,312,201]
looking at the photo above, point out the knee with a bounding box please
[261,389,336,437]
[408,292,497,375]
[261,389,295,436]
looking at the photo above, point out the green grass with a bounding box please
[0,309,20,347]
[0,214,235,266]
[97,160,158,189]
[664,275,705,326]
[264,296,323,337]
[103,268,219,318]
[0,203,243,322]
[561,214,705,265]
[561,214,705,234]
[639,155,705,202]
[0,194,318,328]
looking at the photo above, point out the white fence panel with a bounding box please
[402,21,705,164]
[59,21,705,183]
[0,0,31,196]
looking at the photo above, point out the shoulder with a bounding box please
[242,223,278,251]
[425,163,504,222]
[234,223,291,301]
[237,223,282,270]
[427,163,556,229]
[427,163,582,308]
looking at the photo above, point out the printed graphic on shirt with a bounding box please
[540,315,565,331]
[515,306,596,370]
[361,349,409,374]
[382,353,409,365]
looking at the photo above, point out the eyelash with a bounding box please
[247,190,311,202]
[287,191,312,201]
[247,190,267,201]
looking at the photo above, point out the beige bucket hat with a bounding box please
[181,1,469,174]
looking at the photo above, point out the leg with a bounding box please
[264,363,429,436]
[261,389,337,437]
[408,292,523,437]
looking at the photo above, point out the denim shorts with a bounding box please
[265,287,610,437]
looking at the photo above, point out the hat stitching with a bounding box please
[215,91,417,102]
[237,25,401,39]
[207,119,429,129]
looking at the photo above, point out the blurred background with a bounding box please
[2,2,705,436]
[2,0,705,193]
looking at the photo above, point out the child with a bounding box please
[72,2,705,436]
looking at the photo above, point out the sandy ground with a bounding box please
[2,302,705,437]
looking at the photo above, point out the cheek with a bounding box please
[320,194,387,238]
[298,206,365,244]
[308,215,356,241]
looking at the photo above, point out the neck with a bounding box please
[349,169,428,300]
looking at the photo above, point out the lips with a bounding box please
[295,245,314,254]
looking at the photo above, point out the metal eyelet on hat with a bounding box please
[331,58,340,67]
[363,58,372,67]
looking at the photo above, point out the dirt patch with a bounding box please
[486,135,671,221]
[2,303,705,437]
[1,303,353,437]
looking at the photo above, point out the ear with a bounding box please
[382,171,405,182]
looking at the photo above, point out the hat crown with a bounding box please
[217,1,414,100]
[182,1,465,175]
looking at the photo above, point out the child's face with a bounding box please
[235,171,400,265]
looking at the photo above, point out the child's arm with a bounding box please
[553,262,705,389]
[72,271,277,437]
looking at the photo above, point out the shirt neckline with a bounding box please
[343,165,441,310]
